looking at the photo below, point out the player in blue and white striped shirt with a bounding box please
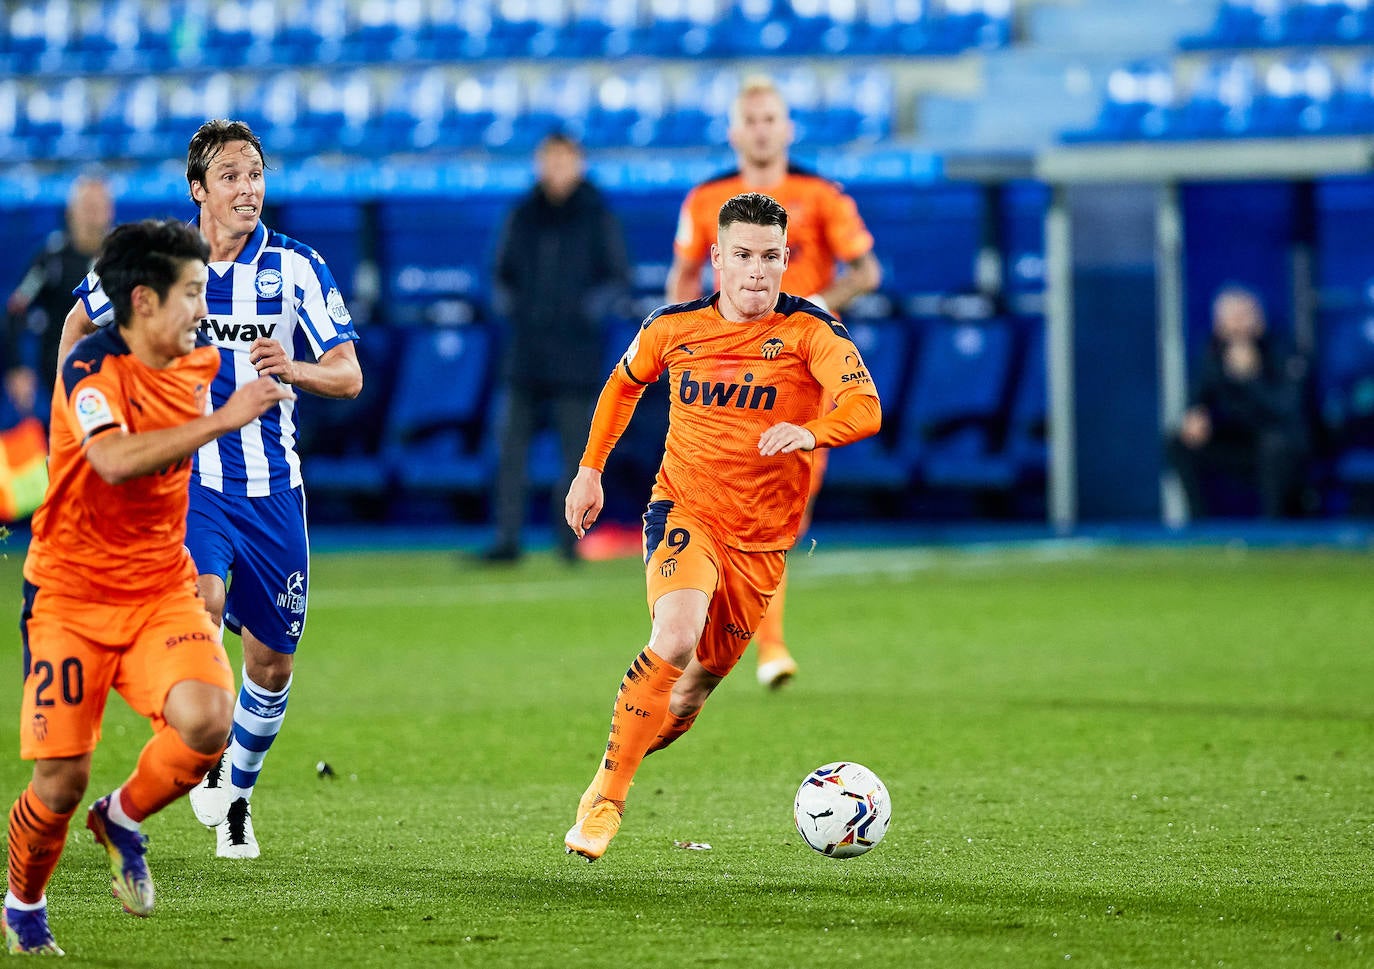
[60,120,363,860]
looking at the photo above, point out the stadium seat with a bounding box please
[901,318,1016,488]
[1249,54,1338,136]
[1166,55,1259,139]
[823,319,915,492]
[1004,319,1048,480]
[299,325,401,498]
[1317,312,1374,489]
[382,325,497,496]
[1064,59,1174,142]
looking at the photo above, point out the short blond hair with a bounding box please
[729,75,789,127]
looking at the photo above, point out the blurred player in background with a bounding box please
[563,193,881,861]
[5,174,113,420]
[59,120,363,860]
[4,219,293,954]
[665,75,882,689]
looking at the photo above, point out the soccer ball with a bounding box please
[793,761,891,858]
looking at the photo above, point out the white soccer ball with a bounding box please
[793,761,891,858]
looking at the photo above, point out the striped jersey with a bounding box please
[74,220,359,496]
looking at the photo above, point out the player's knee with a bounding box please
[165,682,234,754]
[31,760,91,815]
[195,576,226,626]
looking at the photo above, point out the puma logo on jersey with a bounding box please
[71,359,95,373]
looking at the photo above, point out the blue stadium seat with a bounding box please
[1249,54,1338,136]
[1004,319,1047,480]
[637,0,726,57]
[1317,311,1374,487]
[300,325,401,497]
[1166,55,1259,139]
[1179,0,1279,49]
[849,184,982,305]
[1065,59,1174,142]
[584,72,665,149]
[823,319,915,492]
[902,318,1016,488]
[273,1,348,65]
[376,194,513,323]
[383,325,497,495]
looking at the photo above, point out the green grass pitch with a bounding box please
[1,541,1371,968]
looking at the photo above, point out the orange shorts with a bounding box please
[17,580,234,760]
[642,501,787,678]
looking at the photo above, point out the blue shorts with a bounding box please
[186,484,310,654]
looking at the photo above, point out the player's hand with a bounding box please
[565,466,604,539]
[758,422,816,456]
[220,376,296,429]
[248,337,298,384]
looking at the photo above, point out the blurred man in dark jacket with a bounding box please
[5,174,114,419]
[482,133,629,562]
[1167,285,1310,519]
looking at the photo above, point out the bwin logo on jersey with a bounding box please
[254,268,284,299]
[276,571,306,613]
[678,370,778,410]
[761,338,785,359]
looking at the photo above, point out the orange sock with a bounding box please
[7,785,73,905]
[756,567,789,663]
[596,647,682,803]
[647,710,699,753]
[119,728,221,823]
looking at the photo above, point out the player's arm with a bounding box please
[249,337,362,399]
[759,395,881,456]
[814,251,882,316]
[565,366,649,538]
[665,253,706,303]
[57,300,97,376]
[85,376,296,485]
[666,191,711,303]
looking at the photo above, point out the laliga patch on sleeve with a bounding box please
[73,387,115,434]
[621,332,641,367]
[325,287,351,324]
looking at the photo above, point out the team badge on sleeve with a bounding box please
[73,387,116,435]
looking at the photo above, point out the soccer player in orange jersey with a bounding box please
[3,220,292,954]
[665,75,882,689]
[562,193,881,862]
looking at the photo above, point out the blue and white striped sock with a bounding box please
[227,671,292,803]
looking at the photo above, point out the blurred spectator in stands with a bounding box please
[1167,285,1310,519]
[5,174,114,419]
[481,132,629,563]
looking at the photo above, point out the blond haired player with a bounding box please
[563,193,881,861]
[666,75,882,688]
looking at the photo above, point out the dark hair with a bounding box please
[96,219,210,328]
[186,119,268,205]
[718,192,788,234]
[538,130,583,155]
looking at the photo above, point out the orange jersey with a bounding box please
[673,166,875,299]
[584,294,880,552]
[24,327,219,601]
